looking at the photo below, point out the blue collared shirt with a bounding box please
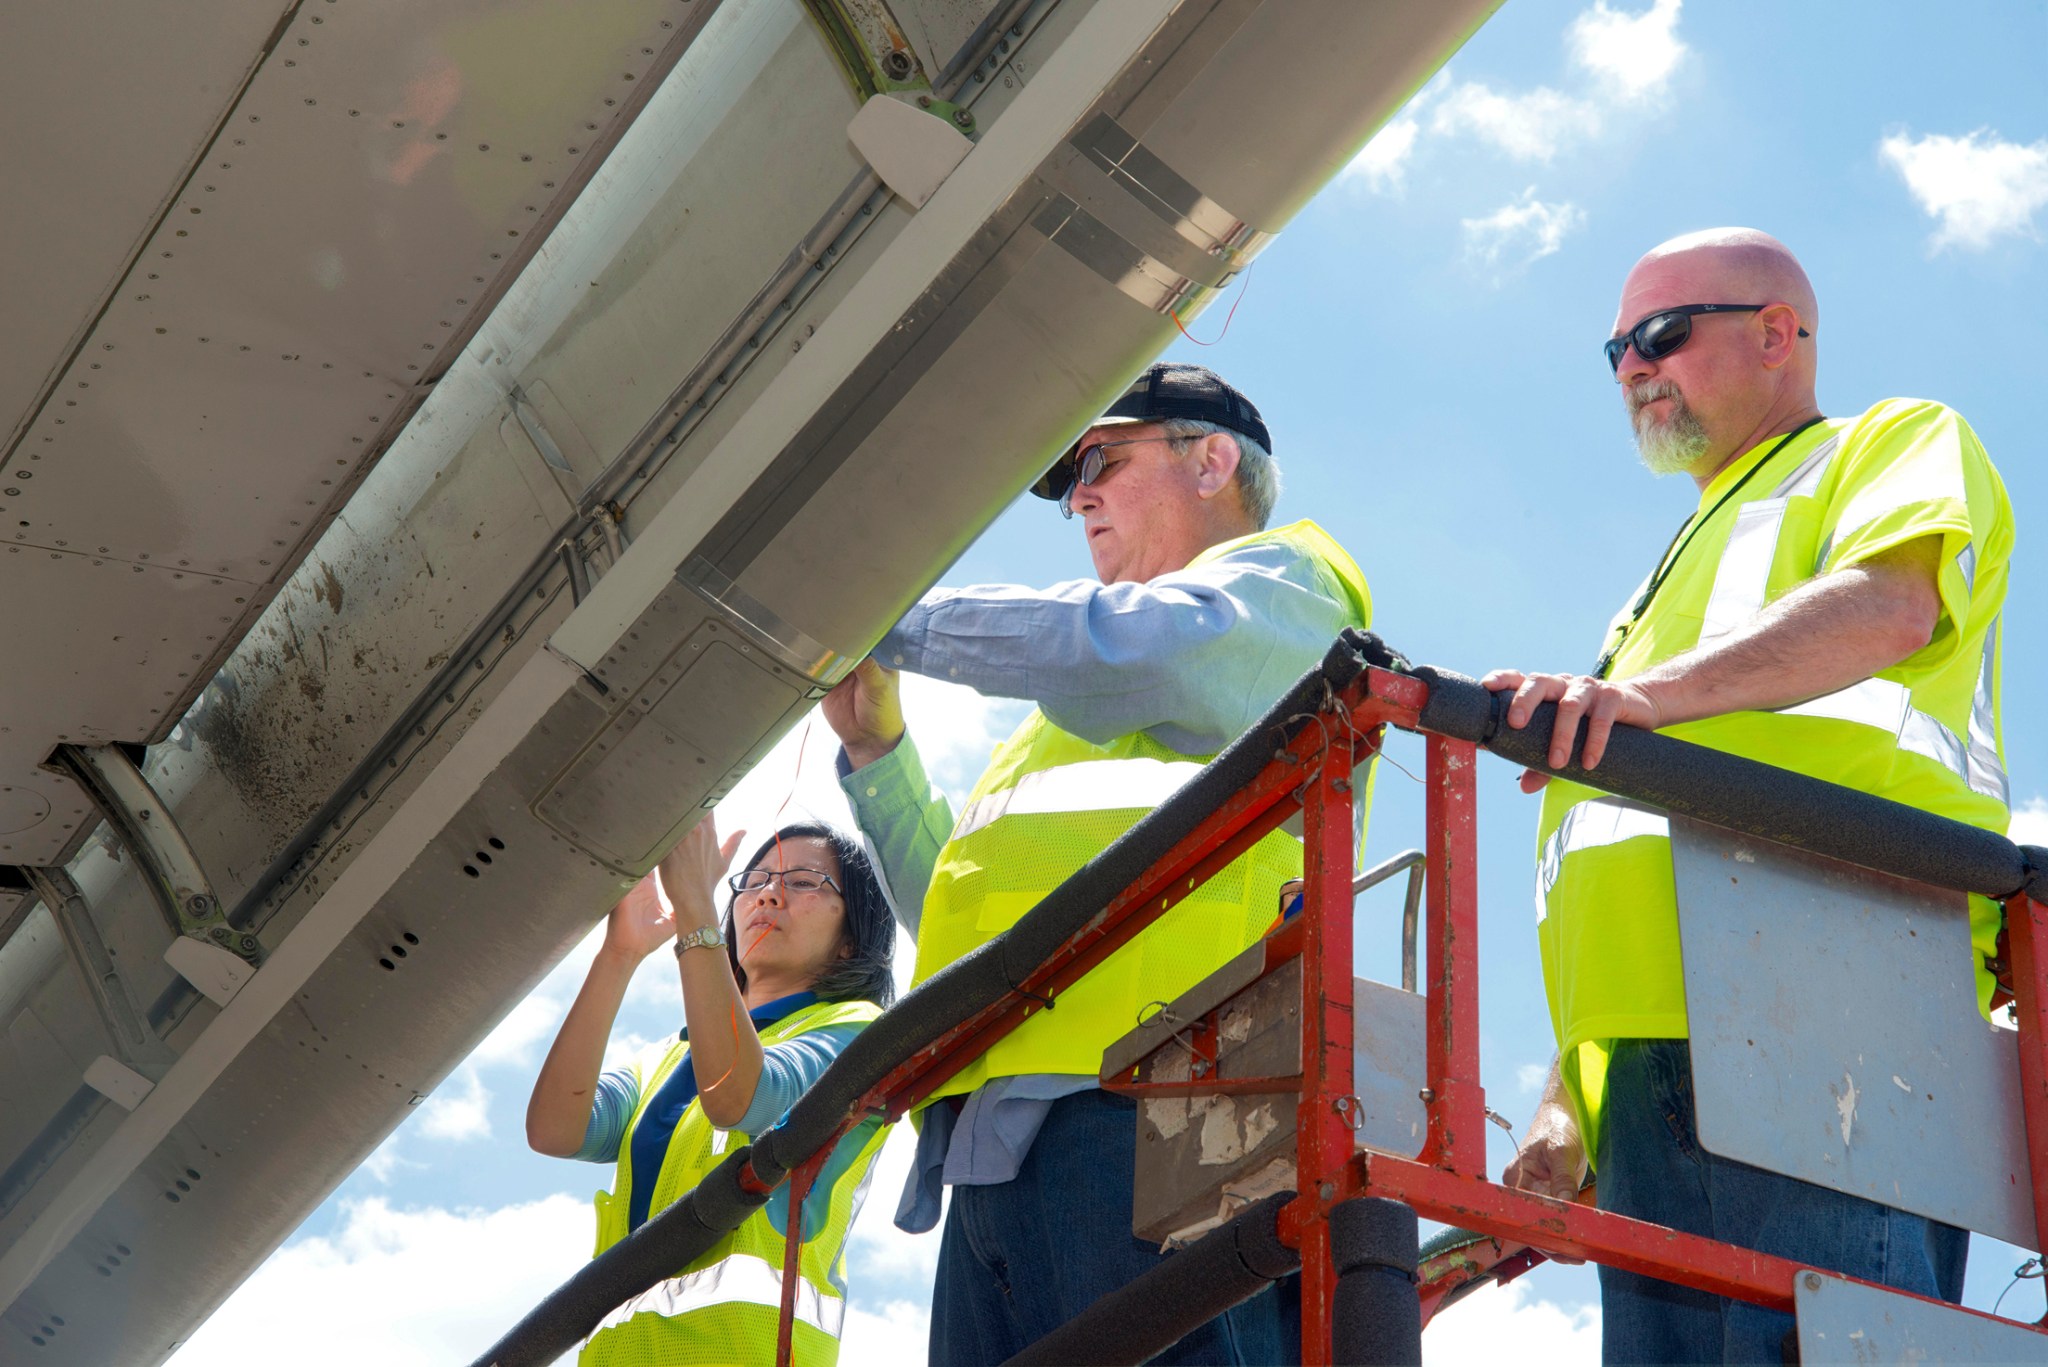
[840,536,1362,1231]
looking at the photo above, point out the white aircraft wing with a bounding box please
[0,0,1496,1359]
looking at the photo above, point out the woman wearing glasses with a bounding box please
[526,817,896,1366]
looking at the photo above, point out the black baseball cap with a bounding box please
[1029,363,1272,502]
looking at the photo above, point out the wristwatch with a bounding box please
[673,925,727,957]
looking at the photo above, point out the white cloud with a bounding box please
[1344,116,1422,192]
[171,1195,591,1366]
[896,674,1032,805]
[1416,3,1686,165]
[1881,129,2048,251]
[1569,0,1686,102]
[415,1063,493,1142]
[601,1028,662,1074]
[1332,1,1684,253]
[2010,796,2048,848]
[1424,1279,1599,1364]
[1516,1062,1550,1093]
[178,1138,938,1366]
[842,1296,935,1367]
[357,1130,414,1185]
[471,991,563,1071]
[1462,190,1587,272]
[842,1127,943,1306]
[1432,83,1602,163]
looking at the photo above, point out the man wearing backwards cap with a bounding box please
[824,362,1372,1363]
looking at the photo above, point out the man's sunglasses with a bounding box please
[1052,434,1183,519]
[1604,303,1810,374]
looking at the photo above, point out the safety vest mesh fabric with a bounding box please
[907,520,1373,1102]
[582,998,886,1367]
[1535,399,2013,1156]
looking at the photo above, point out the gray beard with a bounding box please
[1629,384,1712,475]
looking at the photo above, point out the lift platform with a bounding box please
[477,630,2048,1365]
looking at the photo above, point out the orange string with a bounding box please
[1169,261,1255,347]
[698,718,814,1095]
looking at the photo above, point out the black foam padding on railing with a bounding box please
[470,1147,769,1366]
[1416,669,2031,901]
[1331,1197,1421,1367]
[1408,663,1495,745]
[1001,1193,1300,1367]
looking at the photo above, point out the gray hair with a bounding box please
[1161,419,1279,530]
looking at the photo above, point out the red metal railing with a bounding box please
[759,662,2048,1364]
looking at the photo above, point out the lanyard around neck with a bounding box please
[1592,415,1826,680]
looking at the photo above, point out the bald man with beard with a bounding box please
[1485,229,2015,1364]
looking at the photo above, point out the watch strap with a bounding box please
[673,925,727,957]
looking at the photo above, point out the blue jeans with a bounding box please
[931,1089,1301,1365]
[1596,1039,1968,1366]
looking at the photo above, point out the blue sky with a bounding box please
[176,2,2048,1361]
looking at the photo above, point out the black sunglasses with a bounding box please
[1604,303,1810,374]
[1054,435,1184,519]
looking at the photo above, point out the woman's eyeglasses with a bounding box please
[1604,303,1809,374]
[727,868,842,896]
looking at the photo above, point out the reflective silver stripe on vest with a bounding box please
[949,756,1207,843]
[1536,798,1670,922]
[1685,432,2005,802]
[1774,434,1842,501]
[590,1251,845,1340]
[1778,677,1963,771]
[1698,436,1840,642]
[1773,669,2004,803]
[1968,620,2007,806]
[1957,542,1978,592]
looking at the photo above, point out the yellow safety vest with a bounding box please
[583,998,887,1367]
[1536,399,2014,1153]
[908,519,1373,1102]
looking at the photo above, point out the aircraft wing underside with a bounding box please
[0,0,1495,1359]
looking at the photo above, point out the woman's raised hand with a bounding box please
[657,815,747,934]
[603,873,677,961]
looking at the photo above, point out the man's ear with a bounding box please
[1193,432,1242,501]
[1757,303,1804,370]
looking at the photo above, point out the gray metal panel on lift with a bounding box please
[0,0,707,866]
[1120,956,1424,1243]
[1671,817,2033,1248]
[1795,1271,2048,1364]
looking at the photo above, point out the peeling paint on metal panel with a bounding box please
[1240,1102,1276,1152]
[1829,1071,1858,1146]
[1197,1096,1242,1164]
[1146,1096,1190,1140]
[1193,1097,1280,1167]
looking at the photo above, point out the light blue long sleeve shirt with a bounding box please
[839,536,1363,1232]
